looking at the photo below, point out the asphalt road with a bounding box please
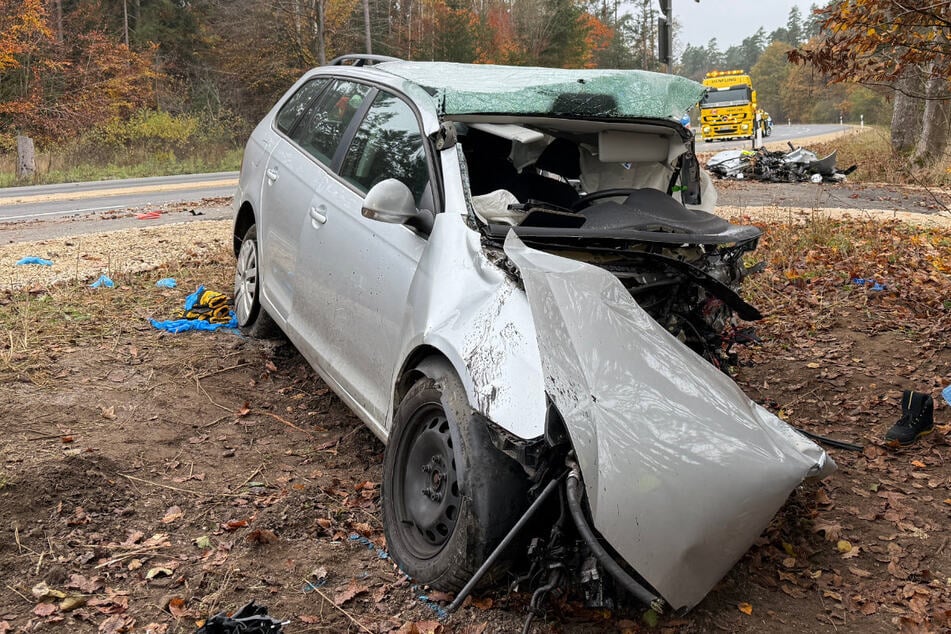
[1,124,850,223]
[695,123,849,151]
[0,171,238,222]
[0,123,855,236]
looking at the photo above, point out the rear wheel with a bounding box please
[234,224,278,338]
[383,365,528,591]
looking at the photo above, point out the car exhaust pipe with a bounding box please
[565,459,666,614]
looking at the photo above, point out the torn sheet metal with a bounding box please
[503,232,834,611]
[391,212,548,440]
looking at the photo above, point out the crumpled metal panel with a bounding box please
[503,232,835,611]
[391,212,548,440]
[377,62,706,120]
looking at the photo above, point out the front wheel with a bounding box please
[382,366,528,591]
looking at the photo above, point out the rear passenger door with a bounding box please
[291,88,433,429]
[257,77,330,322]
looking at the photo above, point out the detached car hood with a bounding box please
[504,233,835,611]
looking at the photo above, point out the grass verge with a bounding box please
[740,214,951,335]
[0,243,234,385]
[0,148,243,188]
[809,127,951,188]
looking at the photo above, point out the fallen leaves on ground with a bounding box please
[334,579,370,606]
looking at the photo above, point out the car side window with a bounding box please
[274,78,329,134]
[339,91,428,204]
[291,80,372,167]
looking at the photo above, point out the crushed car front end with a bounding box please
[375,61,836,613]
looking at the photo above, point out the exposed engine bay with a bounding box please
[457,117,765,369]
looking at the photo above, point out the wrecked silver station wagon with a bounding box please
[231,55,834,617]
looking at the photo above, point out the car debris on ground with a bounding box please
[706,143,857,182]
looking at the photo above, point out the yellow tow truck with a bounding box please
[699,70,770,142]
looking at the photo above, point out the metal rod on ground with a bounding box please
[447,474,564,613]
[793,427,863,452]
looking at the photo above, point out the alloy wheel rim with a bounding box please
[234,239,258,326]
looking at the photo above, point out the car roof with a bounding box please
[365,61,705,120]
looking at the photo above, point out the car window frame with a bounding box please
[271,73,446,214]
[337,90,433,206]
[273,77,332,136]
[271,71,444,217]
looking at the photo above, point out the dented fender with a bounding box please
[387,212,548,440]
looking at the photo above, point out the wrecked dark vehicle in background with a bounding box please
[707,144,858,182]
[231,55,834,622]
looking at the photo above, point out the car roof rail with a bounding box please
[328,54,402,67]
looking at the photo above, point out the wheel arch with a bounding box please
[392,345,463,420]
[233,201,256,256]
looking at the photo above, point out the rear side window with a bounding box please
[339,91,428,203]
[275,78,328,134]
[291,80,372,167]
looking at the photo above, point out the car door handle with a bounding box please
[265,168,279,183]
[309,206,327,225]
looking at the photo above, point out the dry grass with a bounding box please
[735,213,951,334]
[0,224,234,384]
[808,126,951,187]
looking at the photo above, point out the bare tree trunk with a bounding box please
[55,0,63,44]
[16,136,36,180]
[123,0,130,47]
[315,0,326,65]
[890,69,923,154]
[911,66,951,168]
[363,0,372,54]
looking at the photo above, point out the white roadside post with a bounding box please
[753,111,763,149]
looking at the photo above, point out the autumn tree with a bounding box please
[0,0,54,129]
[790,0,951,166]
[0,0,163,146]
[751,41,793,121]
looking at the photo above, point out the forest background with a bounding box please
[0,0,948,185]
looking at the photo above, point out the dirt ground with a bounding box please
[0,186,949,633]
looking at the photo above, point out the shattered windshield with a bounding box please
[701,86,751,107]
[377,61,706,119]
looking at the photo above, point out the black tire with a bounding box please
[382,366,528,591]
[233,224,278,338]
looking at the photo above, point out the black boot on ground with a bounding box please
[884,390,935,447]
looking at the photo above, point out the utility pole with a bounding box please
[657,0,672,72]
[657,0,701,73]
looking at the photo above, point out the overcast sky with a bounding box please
[673,0,819,51]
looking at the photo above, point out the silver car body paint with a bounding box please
[503,231,834,610]
[237,66,549,441]
[390,208,548,439]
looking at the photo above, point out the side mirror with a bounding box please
[362,179,418,224]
